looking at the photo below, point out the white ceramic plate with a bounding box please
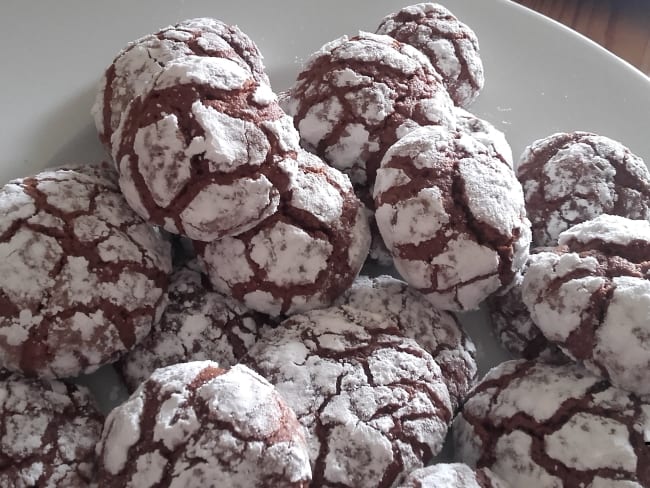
[1,0,650,416]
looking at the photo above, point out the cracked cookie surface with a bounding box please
[96,361,311,488]
[111,36,299,242]
[376,2,484,107]
[93,17,270,150]
[454,108,512,167]
[242,305,453,488]
[373,125,530,311]
[0,163,171,378]
[282,31,455,191]
[118,260,270,391]
[522,215,650,397]
[335,275,477,410]
[0,371,104,487]
[196,150,370,317]
[454,359,650,487]
[517,131,650,246]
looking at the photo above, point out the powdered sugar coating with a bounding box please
[283,31,455,189]
[242,306,453,488]
[96,361,311,487]
[397,463,510,488]
[335,275,477,410]
[454,108,513,167]
[374,125,531,311]
[112,41,299,241]
[517,131,650,246]
[0,163,171,378]
[487,251,567,363]
[118,261,269,391]
[377,3,485,107]
[0,371,103,487]
[92,17,270,148]
[522,218,650,397]
[454,360,650,487]
[197,150,370,316]
[558,214,650,248]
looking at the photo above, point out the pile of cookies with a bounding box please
[0,2,649,487]
[477,134,650,485]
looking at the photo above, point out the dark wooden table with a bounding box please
[514,0,650,76]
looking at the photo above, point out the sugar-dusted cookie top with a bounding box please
[454,107,512,167]
[96,361,311,487]
[517,131,650,246]
[93,17,270,148]
[336,274,477,410]
[377,3,484,107]
[522,215,650,397]
[111,43,299,241]
[0,371,104,487]
[454,359,650,487]
[197,150,370,317]
[283,31,455,190]
[118,260,270,391]
[0,163,171,378]
[374,125,530,311]
[243,305,453,488]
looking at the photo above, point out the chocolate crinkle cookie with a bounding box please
[282,31,455,190]
[111,40,300,242]
[454,359,650,487]
[374,125,531,312]
[196,150,370,317]
[96,361,311,487]
[522,214,650,398]
[117,260,270,391]
[0,163,171,378]
[397,463,510,488]
[487,249,567,364]
[454,107,512,167]
[376,2,484,108]
[516,131,650,246]
[93,17,270,150]
[335,275,477,411]
[242,306,453,488]
[0,371,104,487]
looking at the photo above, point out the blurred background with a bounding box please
[515,0,650,76]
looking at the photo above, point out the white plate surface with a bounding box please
[1,0,649,414]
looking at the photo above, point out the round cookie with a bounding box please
[516,131,650,246]
[522,214,650,397]
[486,250,567,363]
[242,305,453,488]
[196,149,370,317]
[373,125,531,312]
[0,163,172,378]
[397,463,510,488]
[111,34,299,242]
[454,359,650,487]
[93,17,270,149]
[454,107,512,167]
[117,260,270,391]
[0,371,104,487]
[376,2,484,107]
[335,275,477,410]
[96,361,311,487]
[283,31,455,190]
